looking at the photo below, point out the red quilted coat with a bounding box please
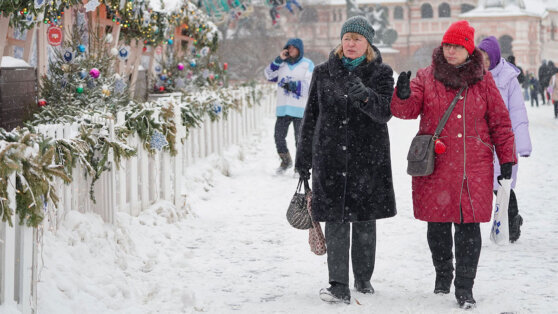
[391,47,517,223]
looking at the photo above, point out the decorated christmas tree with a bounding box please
[34,24,132,124]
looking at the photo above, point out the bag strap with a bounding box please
[433,86,466,139]
[296,178,311,193]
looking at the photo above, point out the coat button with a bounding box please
[342,172,347,176]
[342,146,347,150]
[342,119,348,124]
[344,94,348,98]
[457,133,462,138]
[457,114,462,119]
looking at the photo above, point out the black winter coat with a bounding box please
[295,47,397,222]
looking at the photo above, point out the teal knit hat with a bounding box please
[340,16,375,46]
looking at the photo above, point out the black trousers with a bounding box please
[427,222,481,290]
[531,94,539,107]
[325,220,376,286]
[274,116,301,154]
[554,101,558,118]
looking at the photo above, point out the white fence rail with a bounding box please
[0,85,275,313]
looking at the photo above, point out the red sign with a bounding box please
[47,26,63,46]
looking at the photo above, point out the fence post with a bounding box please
[173,106,184,207]
[0,173,17,307]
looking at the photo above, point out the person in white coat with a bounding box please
[264,38,314,173]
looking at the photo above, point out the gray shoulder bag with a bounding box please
[407,86,466,176]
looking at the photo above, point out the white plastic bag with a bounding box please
[490,179,511,245]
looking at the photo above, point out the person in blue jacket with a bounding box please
[264,38,314,173]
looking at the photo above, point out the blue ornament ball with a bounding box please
[79,70,87,79]
[63,51,73,62]
[78,44,86,53]
[160,74,168,81]
[155,65,162,73]
[190,60,196,67]
[168,39,173,45]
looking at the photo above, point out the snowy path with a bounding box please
[37,103,558,313]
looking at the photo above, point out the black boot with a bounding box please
[454,266,477,309]
[319,282,350,304]
[354,280,375,294]
[433,260,453,294]
[455,288,476,309]
[509,214,523,243]
[277,152,293,173]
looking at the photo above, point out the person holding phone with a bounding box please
[264,38,314,174]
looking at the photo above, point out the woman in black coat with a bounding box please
[294,16,396,304]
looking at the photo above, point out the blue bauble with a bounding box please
[190,60,196,67]
[78,45,86,53]
[168,39,173,45]
[160,74,168,81]
[79,70,87,79]
[63,51,73,62]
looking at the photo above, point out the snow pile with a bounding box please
[33,104,558,313]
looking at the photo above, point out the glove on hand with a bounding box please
[297,168,310,181]
[347,77,369,104]
[282,81,298,93]
[498,162,513,182]
[396,71,412,100]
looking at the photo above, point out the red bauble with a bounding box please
[38,99,47,107]
[434,139,447,154]
[159,86,165,92]
[223,62,228,70]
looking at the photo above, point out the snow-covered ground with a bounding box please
[33,102,558,313]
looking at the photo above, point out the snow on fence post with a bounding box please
[129,134,140,216]
[139,137,150,211]
[116,112,128,214]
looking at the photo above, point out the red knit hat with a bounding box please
[442,20,475,55]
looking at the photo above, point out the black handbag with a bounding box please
[407,87,466,176]
[286,178,313,229]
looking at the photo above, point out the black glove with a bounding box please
[498,162,513,182]
[297,168,310,181]
[396,71,412,100]
[347,77,369,104]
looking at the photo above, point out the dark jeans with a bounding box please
[427,222,481,290]
[554,101,558,118]
[325,220,376,286]
[531,94,539,107]
[274,116,301,154]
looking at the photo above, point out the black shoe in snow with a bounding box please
[509,215,523,243]
[354,280,375,294]
[456,288,476,309]
[319,283,350,304]
[276,152,293,174]
[434,275,452,294]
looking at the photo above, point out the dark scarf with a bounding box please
[432,46,485,89]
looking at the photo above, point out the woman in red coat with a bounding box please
[391,21,516,309]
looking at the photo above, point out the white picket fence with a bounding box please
[0,84,275,313]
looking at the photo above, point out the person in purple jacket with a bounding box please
[478,36,532,243]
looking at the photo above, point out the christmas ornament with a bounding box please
[213,104,222,114]
[202,69,210,79]
[78,45,86,53]
[35,0,46,9]
[434,139,447,154]
[159,86,165,92]
[154,65,162,73]
[177,63,185,71]
[79,70,87,79]
[61,64,70,72]
[200,46,210,57]
[175,78,185,89]
[104,33,113,44]
[209,74,214,80]
[118,47,129,60]
[63,50,73,62]
[101,86,111,97]
[76,85,84,94]
[89,68,100,79]
[223,62,228,70]
[38,99,47,107]
[160,74,168,81]
[47,26,62,46]
[190,60,196,67]
[110,48,119,56]
[86,79,95,88]
[114,79,126,94]
[150,130,168,151]
[167,39,173,45]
